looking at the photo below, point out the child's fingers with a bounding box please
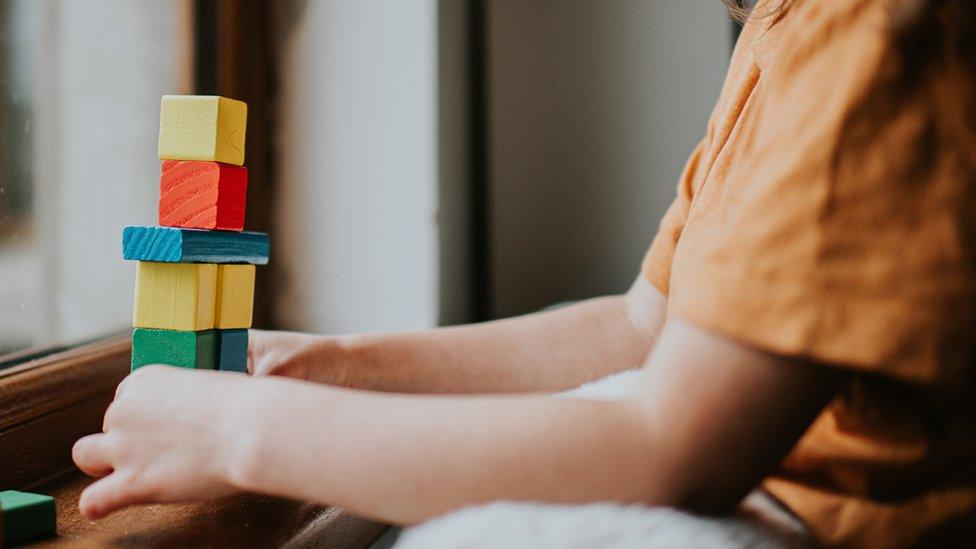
[78,472,153,520]
[246,330,269,374]
[113,365,156,400]
[73,434,113,478]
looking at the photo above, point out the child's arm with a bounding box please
[250,276,666,394]
[73,317,842,522]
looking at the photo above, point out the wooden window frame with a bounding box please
[0,335,130,489]
[194,0,276,328]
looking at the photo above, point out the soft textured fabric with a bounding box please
[641,0,976,546]
[395,499,805,549]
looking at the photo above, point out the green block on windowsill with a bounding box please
[0,490,57,545]
[131,328,216,371]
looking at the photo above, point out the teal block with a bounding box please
[0,490,56,544]
[217,329,248,373]
[131,328,216,371]
[122,226,269,264]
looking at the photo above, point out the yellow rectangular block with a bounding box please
[134,262,217,330]
[215,264,255,329]
[157,95,247,166]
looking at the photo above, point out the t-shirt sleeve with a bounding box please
[641,11,765,296]
[641,137,707,295]
[667,8,976,383]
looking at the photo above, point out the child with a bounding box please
[73,0,976,546]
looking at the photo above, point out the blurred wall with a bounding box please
[274,1,440,333]
[272,1,731,332]
[486,1,731,317]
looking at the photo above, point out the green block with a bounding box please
[131,328,216,371]
[0,490,57,544]
[217,329,249,373]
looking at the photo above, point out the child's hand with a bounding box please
[72,366,254,519]
[248,329,351,385]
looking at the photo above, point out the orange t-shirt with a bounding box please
[642,0,976,546]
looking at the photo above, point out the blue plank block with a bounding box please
[218,329,249,373]
[122,226,269,264]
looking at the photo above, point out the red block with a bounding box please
[159,161,248,231]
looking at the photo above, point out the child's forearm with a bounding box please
[254,278,666,393]
[76,318,840,521]
[336,292,658,394]
[229,376,666,524]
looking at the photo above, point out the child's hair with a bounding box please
[721,0,793,22]
[721,0,976,95]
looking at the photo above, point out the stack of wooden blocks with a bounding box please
[123,95,269,372]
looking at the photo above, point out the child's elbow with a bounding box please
[637,481,752,516]
[680,486,752,515]
[630,443,757,515]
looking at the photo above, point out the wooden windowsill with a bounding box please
[0,336,386,547]
[33,475,387,548]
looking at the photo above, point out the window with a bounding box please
[0,3,388,544]
[0,0,192,359]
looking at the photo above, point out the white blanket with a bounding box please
[393,370,813,549]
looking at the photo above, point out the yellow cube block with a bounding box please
[134,262,217,330]
[157,95,247,166]
[215,264,255,329]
